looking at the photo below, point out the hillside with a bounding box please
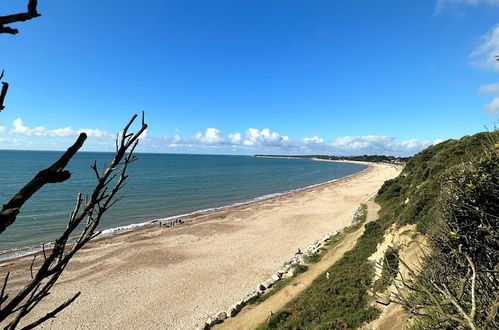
[257,130,498,329]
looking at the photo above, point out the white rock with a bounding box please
[214,311,226,322]
[206,317,216,327]
[235,300,245,310]
[263,278,274,288]
[243,290,260,303]
[227,306,238,318]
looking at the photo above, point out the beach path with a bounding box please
[4,163,400,329]
[216,199,381,330]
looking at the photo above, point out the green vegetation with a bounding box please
[400,133,498,329]
[303,253,321,264]
[257,131,498,329]
[376,131,498,329]
[375,132,495,233]
[353,203,368,224]
[372,247,399,295]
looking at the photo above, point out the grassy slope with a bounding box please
[258,131,496,329]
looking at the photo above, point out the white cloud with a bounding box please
[328,136,433,155]
[228,132,243,145]
[50,127,75,137]
[1,121,438,156]
[193,128,224,144]
[479,83,499,115]
[433,138,444,145]
[470,24,499,71]
[479,83,499,94]
[172,133,181,143]
[12,118,29,134]
[0,125,6,133]
[303,136,324,144]
[8,118,113,139]
[484,96,499,114]
[78,128,113,139]
[243,128,289,147]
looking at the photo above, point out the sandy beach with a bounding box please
[3,162,400,329]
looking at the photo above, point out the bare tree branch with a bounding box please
[0,113,147,328]
[0,133,87,234]
[0,81,8,111]
[19,292,80,330]
[0,0,41,35]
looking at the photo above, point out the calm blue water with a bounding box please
[0,151,366,257]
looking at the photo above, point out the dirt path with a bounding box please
[216,200,381,330]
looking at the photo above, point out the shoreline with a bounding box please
[0,162,369,262]
[3,162,401,329]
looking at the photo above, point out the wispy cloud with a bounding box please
[484,97,499,114]
[479,83,499,94]
[479,83,499,115]
[470,24,499,71]
[472,25,499,116]
[436,0,499,14]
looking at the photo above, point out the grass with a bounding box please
[303,252,322,264]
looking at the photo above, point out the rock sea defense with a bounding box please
[203,229,343,328]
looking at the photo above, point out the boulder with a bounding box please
[278,265,290,275]
[263,278,274,289]
[271,273,281,282]
[213,311,227,323]
[236,299,246,310]
[243,290,260,303]
[227,305,238,318]
[205,317,216,327]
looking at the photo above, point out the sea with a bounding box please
[0,151,367,260]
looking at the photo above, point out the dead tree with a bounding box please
[0,70,8,112]
[0,3,151,328]
[0,113,148,329]
[0,0,40,35]
[0,1,41,112]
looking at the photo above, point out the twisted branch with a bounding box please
[0,113,147,328]
[0,0,40,35]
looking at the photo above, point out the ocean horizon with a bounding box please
[0,150,367,260]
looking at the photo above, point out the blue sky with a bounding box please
[0,0,498,156]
